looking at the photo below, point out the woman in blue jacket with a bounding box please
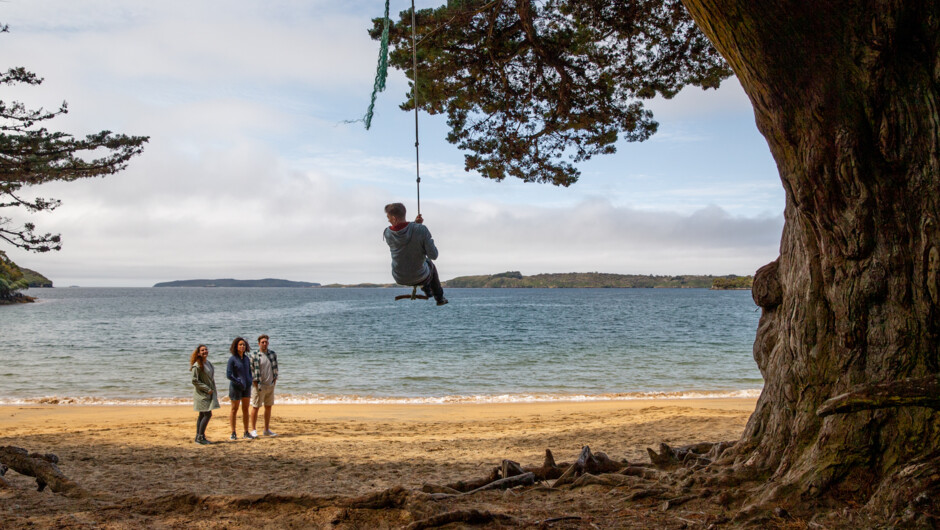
[226,337,255,440]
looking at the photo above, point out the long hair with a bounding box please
[190,344,207,369]
[230,337,250,356]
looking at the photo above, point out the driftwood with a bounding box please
[405,509,514,530]
[0,446,86,497]
[817,375,940,417]
[553,446,625,487]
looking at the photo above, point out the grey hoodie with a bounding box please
[384,222,439,286]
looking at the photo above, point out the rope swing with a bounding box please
[410,0,421,216]
[363,0,422,216]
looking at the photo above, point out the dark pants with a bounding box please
[197,411,212,437]
[419,260,445,303]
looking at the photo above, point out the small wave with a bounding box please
[0,389,762,406]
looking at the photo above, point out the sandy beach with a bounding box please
[0,398,756,528]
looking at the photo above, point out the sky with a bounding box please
[2,0,785,287]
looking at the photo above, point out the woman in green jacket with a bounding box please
[190,344,220,444]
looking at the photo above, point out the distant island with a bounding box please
[320,283,396,288]
[444,271,753,290]
[153,278,321,288]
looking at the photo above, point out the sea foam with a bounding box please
[0,388,762,406]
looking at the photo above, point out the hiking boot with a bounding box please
[243,431,256,440]
[436,298,448,306]
[230,432,237,441]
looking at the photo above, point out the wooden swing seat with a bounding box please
[395,285,429,301]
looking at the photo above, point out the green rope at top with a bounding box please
[363,0,392,130]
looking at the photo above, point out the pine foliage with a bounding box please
[0,24,148,253]
[370,0,730,185]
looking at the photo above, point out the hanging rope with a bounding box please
[362,0,391,130]
[411,0,421,215]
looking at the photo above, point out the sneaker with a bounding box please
[243,431,256,440]
[196,435,212,445]
[230,432,237,441]
[263,429,277,437]
[436,298,448,306]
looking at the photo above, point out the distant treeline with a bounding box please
[710,276,754,290]
[443,271,753,289]
[154,278,320,288]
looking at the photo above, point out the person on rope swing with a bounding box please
[383,202,447,306]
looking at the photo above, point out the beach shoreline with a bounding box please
[1,398,756,528]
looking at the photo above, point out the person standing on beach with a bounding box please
[227,337,256,440]
[190,344,219,445]
[249,334,278,437]
[384,202,447,306]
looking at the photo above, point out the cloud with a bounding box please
[2,1,784,287]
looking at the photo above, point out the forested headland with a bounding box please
[444,271,752,289]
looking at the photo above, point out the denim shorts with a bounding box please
[229,382,251,401]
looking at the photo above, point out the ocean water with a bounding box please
[0,287,764,404]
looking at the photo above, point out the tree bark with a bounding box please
[682,0,940,515]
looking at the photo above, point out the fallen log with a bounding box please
[0,446,86,497]
[817,375,940,417]
[553,446,625,487]
[406,509,514,530]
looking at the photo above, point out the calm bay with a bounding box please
[0,287,764,404]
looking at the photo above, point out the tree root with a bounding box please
[553,446,625,487]
[340,485,414,509]
[817,375,940,416]
[523,449,565,480]
[646,441,734,470]
[405,509,515,530]
[423,466,500,493]
[0,446,87,497]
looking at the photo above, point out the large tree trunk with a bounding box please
[682,0,940,515]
